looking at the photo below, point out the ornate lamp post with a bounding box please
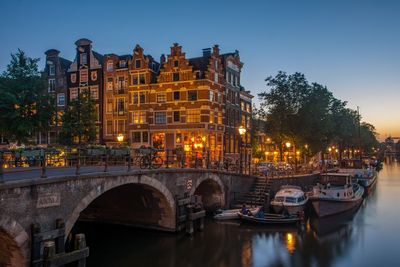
[238,126,247,174]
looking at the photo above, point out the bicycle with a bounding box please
[139,150,163,169]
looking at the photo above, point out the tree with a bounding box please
[58,90,97,146]
[257,71,379,162]
[0,49,54,144]
[258,71,311,160]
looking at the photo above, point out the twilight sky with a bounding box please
[0,0,399,140]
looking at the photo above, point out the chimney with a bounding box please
[202,48,211,57]
[160,54,166,64]
[212,45,219,56]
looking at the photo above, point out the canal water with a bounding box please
[77,162,400,267]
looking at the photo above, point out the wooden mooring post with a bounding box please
[176,194,206,235]
[31,219,89,267]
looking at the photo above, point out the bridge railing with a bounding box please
[0,148,317,182]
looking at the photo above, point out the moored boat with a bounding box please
[214,206,261,220]
[338,159,378,195]
[270,185,308,215]
[238,212,300,225]
[309,173,364,218]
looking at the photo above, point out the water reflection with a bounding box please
[79,162,400,267]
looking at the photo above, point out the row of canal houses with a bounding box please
[43,38,253,161]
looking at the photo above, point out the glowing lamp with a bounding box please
[238,126,246,136]
[117,133,124,143]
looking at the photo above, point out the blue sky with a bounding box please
[0,0,399,139]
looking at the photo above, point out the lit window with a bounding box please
[218,112,223,124]
[186,110,200,123]
[132,111,146,124]
[157,93,166,103]
[57,93,65,106]
[106,99,113,113]
[155,112,166,124]
[107,78,113,91]
[118,77,125,91]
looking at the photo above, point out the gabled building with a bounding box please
[42,49,71,144]
[125,44,159,148]
[127,43,225,160]
[103,53,132,145]
[67,38,104,143]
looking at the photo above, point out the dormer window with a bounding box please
[173,60,179,68]
[107,61,113,72]
[49,64,55,76]
[135,59,141,68]
[119,60,126,68]
[80,53,87,65]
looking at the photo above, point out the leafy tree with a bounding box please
[296,83,334,155]
[257,71,379,161]
[259,71,311,160]
[59,90,97,146]
[0,49,54,144]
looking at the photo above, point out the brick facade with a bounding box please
[42,40,252,161]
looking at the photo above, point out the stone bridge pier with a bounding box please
[0,169,257,266]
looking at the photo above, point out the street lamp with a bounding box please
[117,133,124,145]
[238,126,247,174]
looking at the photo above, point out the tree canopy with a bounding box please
[256,71,379,158]
[58,90,97,146]
[0,49,54,144]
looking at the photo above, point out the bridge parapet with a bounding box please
[0,168,258,265]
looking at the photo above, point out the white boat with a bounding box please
[309,173,364,218]
[338,167,377,194]
[270,185,308,215]
[214,206,261,220]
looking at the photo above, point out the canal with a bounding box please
[76,162,400,267]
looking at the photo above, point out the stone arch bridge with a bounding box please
[0,168,256,266]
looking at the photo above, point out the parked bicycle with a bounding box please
[139,148,163,169]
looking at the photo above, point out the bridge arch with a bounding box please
[65,175,176,236]
[0,216,29,267]
[191,173,226,211]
